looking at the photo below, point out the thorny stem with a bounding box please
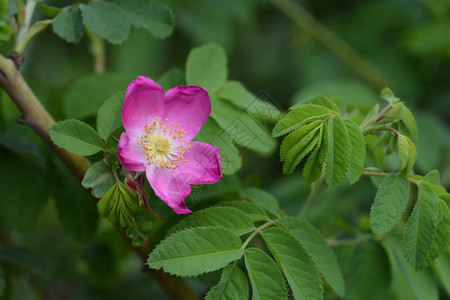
[0,54,199,300]
[362,170,421,185]
[241,220,275,249]
[271,0,389,90]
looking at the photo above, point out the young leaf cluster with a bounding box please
[273,96,366,187]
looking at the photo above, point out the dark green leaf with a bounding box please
[241,187,279,216]
[81,160,115,198]
[433,253,450,296]
[403,183,440,269]
[370,173,410,235]
[277,217,344,296]
[344,119,366,184]
[244,248,288,300]
[168,207,254,236]
[346,240,390,300]
[261,227,323,300]
[97,91,124,140]
[148,227,243,276]
[52,8,84,43]
[115,0,174,39]
[205,265,249,300]
[325,116,350,187]
[80,2,130,44]
[49,119,103,155]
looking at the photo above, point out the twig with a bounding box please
[271,0,389,90]
[298,179,322,218]
[241,220,275,249]
[362,170,420,185]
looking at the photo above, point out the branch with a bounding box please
[0,54,199,300]
[271,0,389,90]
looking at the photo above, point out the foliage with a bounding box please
[0,0,449,299]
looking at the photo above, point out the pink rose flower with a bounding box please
[117,77,222,214]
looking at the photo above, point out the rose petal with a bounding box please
[117,132,147,172]
[163,86,211,141]
[122,76,165,138]
[146,166,192,214]
[174,141,222,185]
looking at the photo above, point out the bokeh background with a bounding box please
[0,0,449,299]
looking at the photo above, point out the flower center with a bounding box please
[137,117,190,170]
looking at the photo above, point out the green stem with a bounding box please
[298,179,322,218]
[87,31,106,73]
[271,0,389,90]
[362,170,420,185]
[241,220,275,249]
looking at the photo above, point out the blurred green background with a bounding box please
[0,0,449,299]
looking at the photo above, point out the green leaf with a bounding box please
[261,227,323,300]
[80,2,130,44]
[282,123,322,174]
[115,0,174,39]
[241,188,279,216]
[186,43,227,93]
[64,72,134,119]
[359,103,380,129]
[303,124,328,183]
[205,265,249,300]
[218,201,268,222]
[244,248,288,300]
[148,227,243,276]
[344,119,365,184]
[426,200,450,264]
[211,97,276,156]
[384,236,438,300]
[272,104,332,137]
[216,81,281,121]
[50,119,103,155]
[423,169,440,185]
[433,253,450,295]
[277,217,344,296]
[380,87,399,103]
[97,91,124,140]
[81,160,116,198]
[157,68,185,91]
[370,173,410,235]
[403,183,440,269]
[325,116,350,187]
[301,95,339,113]
[168,207,254,236]
[398,134,417,175]
[52,8,84,43]
[54,164,98,242]
[195,119,242,175]
[0,150,49,232]
[399,106,418,141]
[346,240,390,300]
